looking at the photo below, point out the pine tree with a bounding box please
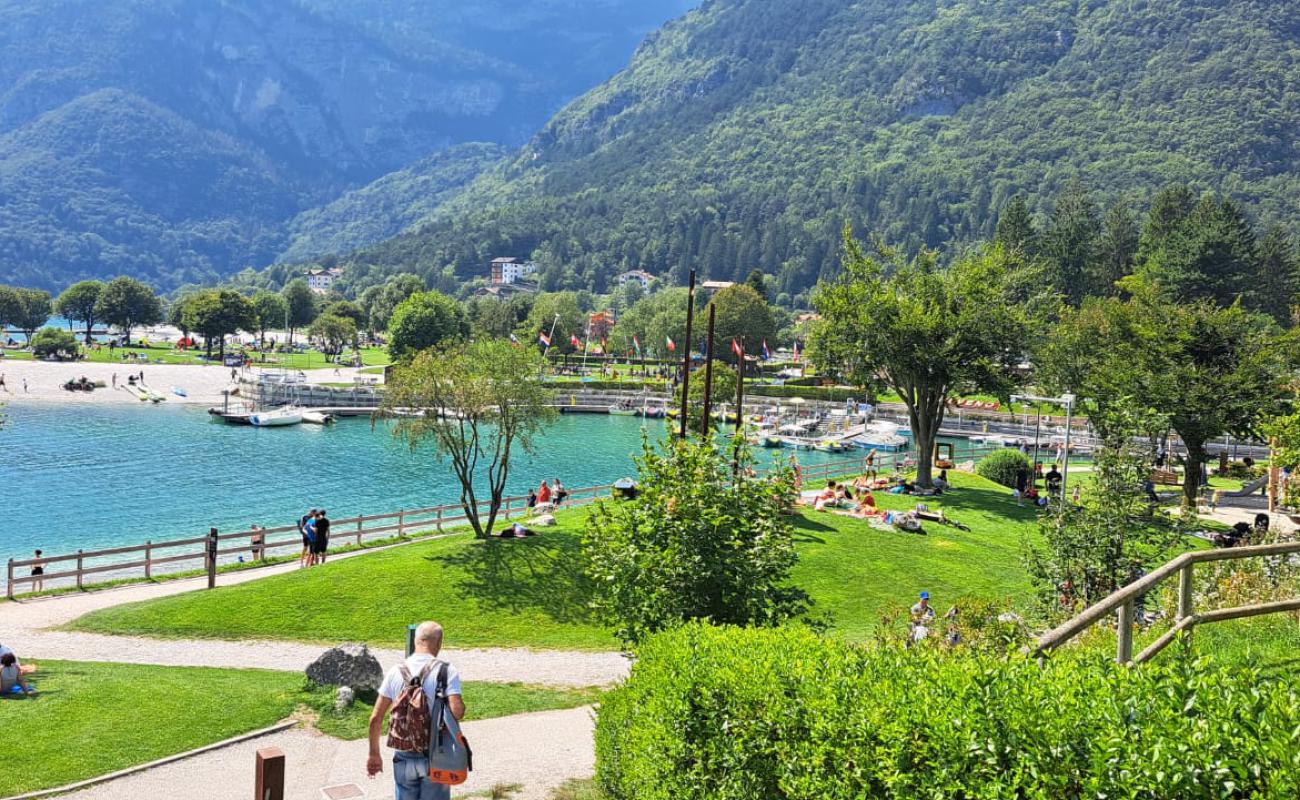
[1256,226,1299,325]
[1093,202,1139,296]
[1041,179,1102,306]
[994,195,1038,256]
[1137,184,1197,263]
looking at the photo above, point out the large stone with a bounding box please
[335,686,356,711]
[306,643,383,691]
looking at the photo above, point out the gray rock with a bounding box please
[532,513,557,527]
[306,643,383,691]
[335,685,356,711]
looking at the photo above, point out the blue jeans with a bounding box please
[393,751,450,800]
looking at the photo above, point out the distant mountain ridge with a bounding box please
[0,0,697,290]
[339,0,1300,301]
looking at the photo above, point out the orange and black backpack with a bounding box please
[385,661,436,753]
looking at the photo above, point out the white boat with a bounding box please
[608,405,638,416]
[301,411,335,425]
[852,421,908,452]
[171,386,188,398]
[249,407,303,427]
[814,439,849,453]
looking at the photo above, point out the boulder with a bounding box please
[532,513,557,527]
[306,643,383,691]
[335,685,356,711]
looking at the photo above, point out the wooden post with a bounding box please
[6,558,13,600]
[1116,599,1134,664]
[679,268,696,439]
[144,541,153,579]
[700,304,716,437]
[206,528,219,590]
[254,746,285,800]
[436,507,443,532]
[356,517,363,547]
[732,339,745,475]
[76,550,84,591]
[398,510,406,537]
[1177,564,1194,621]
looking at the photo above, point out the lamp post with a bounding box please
[1011,392,1077,504]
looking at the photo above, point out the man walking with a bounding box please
[299,508,317,568]
[368,621,466,800]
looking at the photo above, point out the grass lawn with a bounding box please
[3,343,391,370]
[70,474,1048,650]
[1,661,599,795]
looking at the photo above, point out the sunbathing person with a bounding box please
[814,481,842,511]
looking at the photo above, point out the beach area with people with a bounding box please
[0,359,371,406]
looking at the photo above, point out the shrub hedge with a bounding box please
[748,384,857,402]
[975,447,1031,488]
[596,624,1300,800]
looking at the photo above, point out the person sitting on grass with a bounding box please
[1,652,32,696]
[851,488,878,517]
[852,474,873,495]
[933,469,951,491]
[814,481,842,511]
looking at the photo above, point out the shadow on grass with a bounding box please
[791,516,833,543]
[432,532,599,626]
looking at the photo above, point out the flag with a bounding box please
[570,333,581,348]
[538,331,551,347]
[666,336,676,352]
[632,335,642,356]
[731,338,743,358]
[509,333,520,347]
[762,340,771,360]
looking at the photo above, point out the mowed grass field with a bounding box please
[1,661,598,795]
[69,474,1044,650]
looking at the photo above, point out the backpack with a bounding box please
[428,662,473,785]
[386,661,437,753]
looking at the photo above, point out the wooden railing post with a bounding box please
[76,550,84,591]
[6,558,14,600]
[1116,599,1134,664]
[254,746,285,800]
[436,507,443,532]
[398,510,406,537]
[206,528,219,590]
[1177,564,1194,621]
[144,541,153,579]
[356,517,363,547]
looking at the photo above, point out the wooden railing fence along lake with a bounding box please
[6,445,994,599]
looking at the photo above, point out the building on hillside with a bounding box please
[617,269,656,289]
[304,267,343,293]
[490,257,537,285]
[700,280,736,297]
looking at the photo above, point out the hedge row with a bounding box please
[596,624,1300,800]
[748,385,857,402]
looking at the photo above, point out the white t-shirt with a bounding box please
[379,654,462,704]
[0,644,15,664]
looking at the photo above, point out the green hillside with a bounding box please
[344,0,1300,301]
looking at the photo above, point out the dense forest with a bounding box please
[334,0,1300,304]
[0,0,697,290]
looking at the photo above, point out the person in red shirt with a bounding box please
[537,480,552,505]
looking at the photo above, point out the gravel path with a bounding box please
[53,706,596,800]
[1,542,630,688]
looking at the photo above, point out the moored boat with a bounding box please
[249,407,303,427]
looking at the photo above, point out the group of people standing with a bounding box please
[298,508,331,567]
[526,478,569,510]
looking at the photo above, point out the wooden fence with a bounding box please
[5,441,1007,599]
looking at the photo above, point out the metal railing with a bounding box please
[1036,540,1300,665]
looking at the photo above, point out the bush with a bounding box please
[596,624,1300,800]
[975,447,1031,488]
[30,326,79,359]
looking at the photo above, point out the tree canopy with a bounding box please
[96,277,162,343]
[387,290,470,360]
[53,280,105,344]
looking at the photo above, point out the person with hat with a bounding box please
[911,591,936,623]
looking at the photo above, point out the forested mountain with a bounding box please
[0,0,697,290]
[340,0,1300,303]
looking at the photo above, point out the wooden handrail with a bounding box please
[1036,539,1300,665]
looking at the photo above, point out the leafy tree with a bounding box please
[308,313,359,358]
[181,289,256,358]
[609,287,689,357]
[251,290,290,348]
[994,195,1038,256]
[1095,202,1139,296]
[810,235,1027,488]
[1039,285,1292,506]
[707,284,777,362]
[30,326,78,359]
[1040,179,1101,306]
[744,269,768,301]
[95,277,161,344]
[520,292,584,355]
[582,435,808,646]
[1026,407,1184,609]
[360,274,425,335]
[281,279,318,345]
[674,360,738,431]
[387,290,470,360]
[0,286,53,342]
[321,300,367,331]
[54,280,105,344]
[381,340,556,539]
[467,294,533,339]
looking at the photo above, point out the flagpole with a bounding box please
[540,313,560,377]
[700,304,716,437]
[580,313,593,377]
[679,269,696,439]
[733,338,745,476]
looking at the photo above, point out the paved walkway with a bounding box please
[55,706,595,800]
[1,544,630,688]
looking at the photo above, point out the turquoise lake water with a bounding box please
[1,403,869,562]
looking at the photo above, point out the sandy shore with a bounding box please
[0,360,372,406]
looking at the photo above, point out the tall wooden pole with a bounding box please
[733,339,745,474]
[678,269,696,439]
[700,304,716,437]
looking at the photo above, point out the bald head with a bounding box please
[413,621,444,655]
